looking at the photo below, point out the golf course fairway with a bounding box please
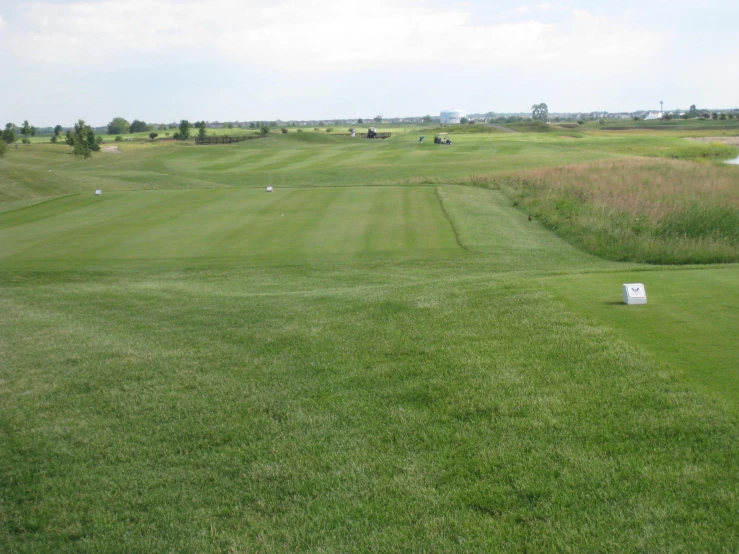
[1,132,738,552]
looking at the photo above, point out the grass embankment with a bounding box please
[502,158,739,264]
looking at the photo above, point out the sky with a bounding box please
[1,0,737,126]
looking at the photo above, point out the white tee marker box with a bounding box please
[623,283,647,305]
[266,186,273,192]
[95,190,102,195]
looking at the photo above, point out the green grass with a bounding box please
[501,158,739,264]
[4,127,735,205]
[0,187,462,270]
[546,267,739,414]
[2,127,739,552]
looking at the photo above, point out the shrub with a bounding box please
[260,127,270,136]
[314,128,320,132]
[577,120,585,125]
[115,136,123,142]
[149,132,158,140]
[0,139,6,157]
[281,128,288,134]
[297,129,303,133]
[325,128,333,133]
[22,138,31,144]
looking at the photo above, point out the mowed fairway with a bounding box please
[0,187,462,269]
[2,131,739,552]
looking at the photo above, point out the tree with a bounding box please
[460,117,469,124]
[22,120,32,138]
[68,119,100,160]
[0,139,7,157]
[130,119,148,133]
[281,128,288,134]
[260,126,270,136]
[196,121,207,141]
[422,115,432,123]
[374,115,382,123]
[178,120,192,140]
[531,103,548,122]
[107,117,130,135]
[54,125,63,137]
[688,104,699,118]
[358,118,364,124]
[227,123,234,129]
[2,123,17,144]
[149,132,159,140]
[712,112,718,120]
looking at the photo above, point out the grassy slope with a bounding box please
[2,131,739,552]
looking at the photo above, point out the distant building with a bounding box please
[440,109,466,125]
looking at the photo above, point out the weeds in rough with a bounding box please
[497,158,739,263]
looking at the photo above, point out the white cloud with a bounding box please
[7,0,664,72]
[0,14,6,32]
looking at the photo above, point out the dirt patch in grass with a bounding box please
[101,146,122,154]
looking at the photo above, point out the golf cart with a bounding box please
[366,128,392,139]
[434,133,452,145]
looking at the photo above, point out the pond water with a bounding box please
[726,156,739,165]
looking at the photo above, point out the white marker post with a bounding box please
[95,190,102,196]
[266,186,273,192]
[623,283,647,305]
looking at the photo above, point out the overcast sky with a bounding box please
[1,0,737,126]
